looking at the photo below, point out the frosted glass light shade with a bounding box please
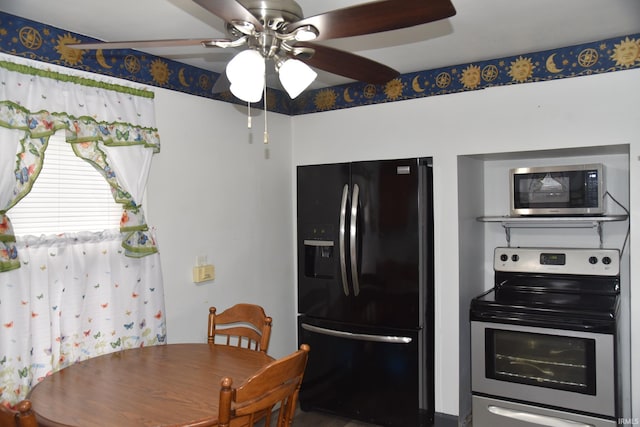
[293,25,318,41]
[226,49,265,102]
[278,59,317,99]
[229,81,264,103]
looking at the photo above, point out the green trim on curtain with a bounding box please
[0,215,20,272]
[0,101,160,152]
[0,60,155,99]
[66,115,160,153]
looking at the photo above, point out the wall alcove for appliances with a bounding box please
[456,143,631,425]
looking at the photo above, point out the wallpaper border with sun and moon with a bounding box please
[0,11,639,116]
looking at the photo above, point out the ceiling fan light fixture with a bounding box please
[226,49,266,102]
[289,46,315,60]
[293,25,319,42]
[230,80,264,103]
[278,58,317,99]
[230,20,256,36]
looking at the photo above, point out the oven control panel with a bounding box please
[494,247,620,276]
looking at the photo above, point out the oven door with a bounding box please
[471,321,616,418]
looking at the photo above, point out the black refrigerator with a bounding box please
[296,158,434,427]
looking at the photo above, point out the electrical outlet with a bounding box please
[192,264,215,283]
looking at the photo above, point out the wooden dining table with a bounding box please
[28,343,274,427]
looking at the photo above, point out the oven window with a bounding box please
[485,329,596,395]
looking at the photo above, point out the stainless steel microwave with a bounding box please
[510,164,604,216]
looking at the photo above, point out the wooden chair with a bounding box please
[0,400,38,427]
[208,304,273,354]
[218,344,310,427]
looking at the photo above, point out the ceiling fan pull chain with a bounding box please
[263,61,269,144]
[247,102,252,129]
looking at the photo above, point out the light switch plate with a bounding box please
[192,264,215,283]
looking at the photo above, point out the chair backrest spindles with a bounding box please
[218,344,310,427]
[208,304,272,354]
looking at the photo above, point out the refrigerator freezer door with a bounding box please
[298,316,430,427]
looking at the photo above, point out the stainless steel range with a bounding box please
[470,247,621,427]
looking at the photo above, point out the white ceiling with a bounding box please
[2,0,640,90]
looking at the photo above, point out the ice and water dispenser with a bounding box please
[302,224,335,279]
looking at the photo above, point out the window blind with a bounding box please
[10,133,122,236]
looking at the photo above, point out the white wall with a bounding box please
[456,156,485,425]
[143,68,639,420]
[146,90,298,359]
[291,68,640,418]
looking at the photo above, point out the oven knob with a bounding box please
[511,254,519,262]
[500,254,508,262]
[589,256,598,265]
[602,256,612,265]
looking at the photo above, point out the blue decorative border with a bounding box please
[1,11,638,116]
[293,33,640,114]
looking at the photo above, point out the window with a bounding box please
[10,132,122,236]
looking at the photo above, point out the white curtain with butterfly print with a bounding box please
[1,230,166,404]
[0,52,161,273]
[0,54,166,405]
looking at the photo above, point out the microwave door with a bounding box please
[510,164,604,216]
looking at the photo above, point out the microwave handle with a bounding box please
[488,405,594,427]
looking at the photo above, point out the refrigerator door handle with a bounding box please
[350,183,361,296]
[301,323,412,344]
[339,184,350,296]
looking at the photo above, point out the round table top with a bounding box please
[28,343,273,427]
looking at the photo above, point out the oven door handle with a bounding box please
[488,405,594,427]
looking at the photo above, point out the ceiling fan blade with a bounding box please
[67,38,232,50]
[292,43,398,85]
[285,0,456,41]
[192,0,264,32]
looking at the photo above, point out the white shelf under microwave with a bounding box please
[477,215,628,247]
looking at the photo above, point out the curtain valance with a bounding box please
[0,54,160,271]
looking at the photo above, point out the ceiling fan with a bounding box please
[69,0,456,100]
